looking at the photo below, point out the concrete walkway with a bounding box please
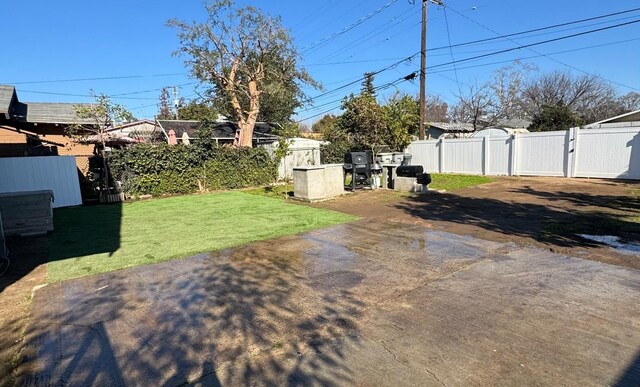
[16,221,640,386]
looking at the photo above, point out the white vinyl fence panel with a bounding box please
[406,126,640,180]
[487,136,511,175]
[442,138,484,174]
[406,141,438,172]
[0,156,82,208]
[516,131,568,177]
[575,128,640,179]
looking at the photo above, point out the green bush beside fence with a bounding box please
[109,144,278,196]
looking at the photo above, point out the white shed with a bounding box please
[263,138,325,180]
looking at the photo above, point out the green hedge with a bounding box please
[109,144,277,196]
[320,141,352,164]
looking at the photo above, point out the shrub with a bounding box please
[109,144,277,196]
[320,141,353,164]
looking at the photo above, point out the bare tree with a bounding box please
[70,93,134,192]
[490,61,537,120]
[451,82,494,130]
[425,95,449,122]
[522,71,616,123]
[168,0,319,147]
[618,92,640,113]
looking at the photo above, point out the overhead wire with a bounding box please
[443,4,640,91]
[298,16,640,121]
[300,0,399,55]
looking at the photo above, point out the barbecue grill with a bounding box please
[343,151,373,190]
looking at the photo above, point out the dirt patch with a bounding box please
[0,237,48,386]
[311,176,640,270]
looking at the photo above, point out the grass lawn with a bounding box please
[47,191,357,282]
[243,183,293,199]
[428,174,495,191]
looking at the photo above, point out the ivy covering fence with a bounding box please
[108,144,278,196]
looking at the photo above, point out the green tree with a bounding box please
[361,72,376,97]
[178,99,219,121]
[169,0,319,147]
[311,114,338,134]
[71,93,134,192]
[157,87,175,119]
[383,92,418,150]
[338,93,389,155]
[528,103,585,132]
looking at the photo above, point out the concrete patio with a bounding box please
[16,221,640,386]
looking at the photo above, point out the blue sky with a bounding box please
[1,0,639,124]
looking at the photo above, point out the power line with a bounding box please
[442,6,462,95]
[310,6,418,64]
[444,4,640,91]
[428,6,640,52]
[296,74,413,122]
[301,0,399,55]
[298,18,640,121]
[6,72,188,85]
[425,18,640,71]
[428,37,640,82]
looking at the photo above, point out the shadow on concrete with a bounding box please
[392,185,640,247]
[614,349,640,387]
[16,243,364,385]
[0,203,122,294]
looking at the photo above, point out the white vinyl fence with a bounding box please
[0,156,82,207]
[407,127,640,180]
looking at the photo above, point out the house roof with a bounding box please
[157,120,279,141]
[496,118,531,129]
[427,122,475,132]
[107,119,157,131]
[0,85,17,116]
[22,102,94,124]
[586,109,640,127]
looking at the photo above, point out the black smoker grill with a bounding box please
[343,151,373,190]
[396,164,432,186]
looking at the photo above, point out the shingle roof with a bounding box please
[0,85,17,115]
[496,118,532,129]
[428,122,475,132]
[24,102,94,124]
[157,120,279,140]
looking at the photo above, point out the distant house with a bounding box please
[106,120,161,143]
[0,85,96,171]
[157,120,280,146]
[496,118,532,129]
[425,122,475,139]
[584,109,640,129]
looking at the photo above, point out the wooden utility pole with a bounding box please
[419,0,444,140]
[419,0,427,140]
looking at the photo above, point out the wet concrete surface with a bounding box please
[15,220,640,386]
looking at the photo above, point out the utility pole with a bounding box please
[419,0,427,140]
[419,0,444,140]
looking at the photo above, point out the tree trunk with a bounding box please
[100,145,110,193]
[238,80,261,147]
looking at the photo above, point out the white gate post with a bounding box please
[438,138,444,173]
[567,127,579,178]
[509,134,518,176]
[483,136,490,175]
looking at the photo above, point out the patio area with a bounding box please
[15,220,640,386]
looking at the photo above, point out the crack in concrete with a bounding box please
[425,367,447,387]
[376,339,446,387]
